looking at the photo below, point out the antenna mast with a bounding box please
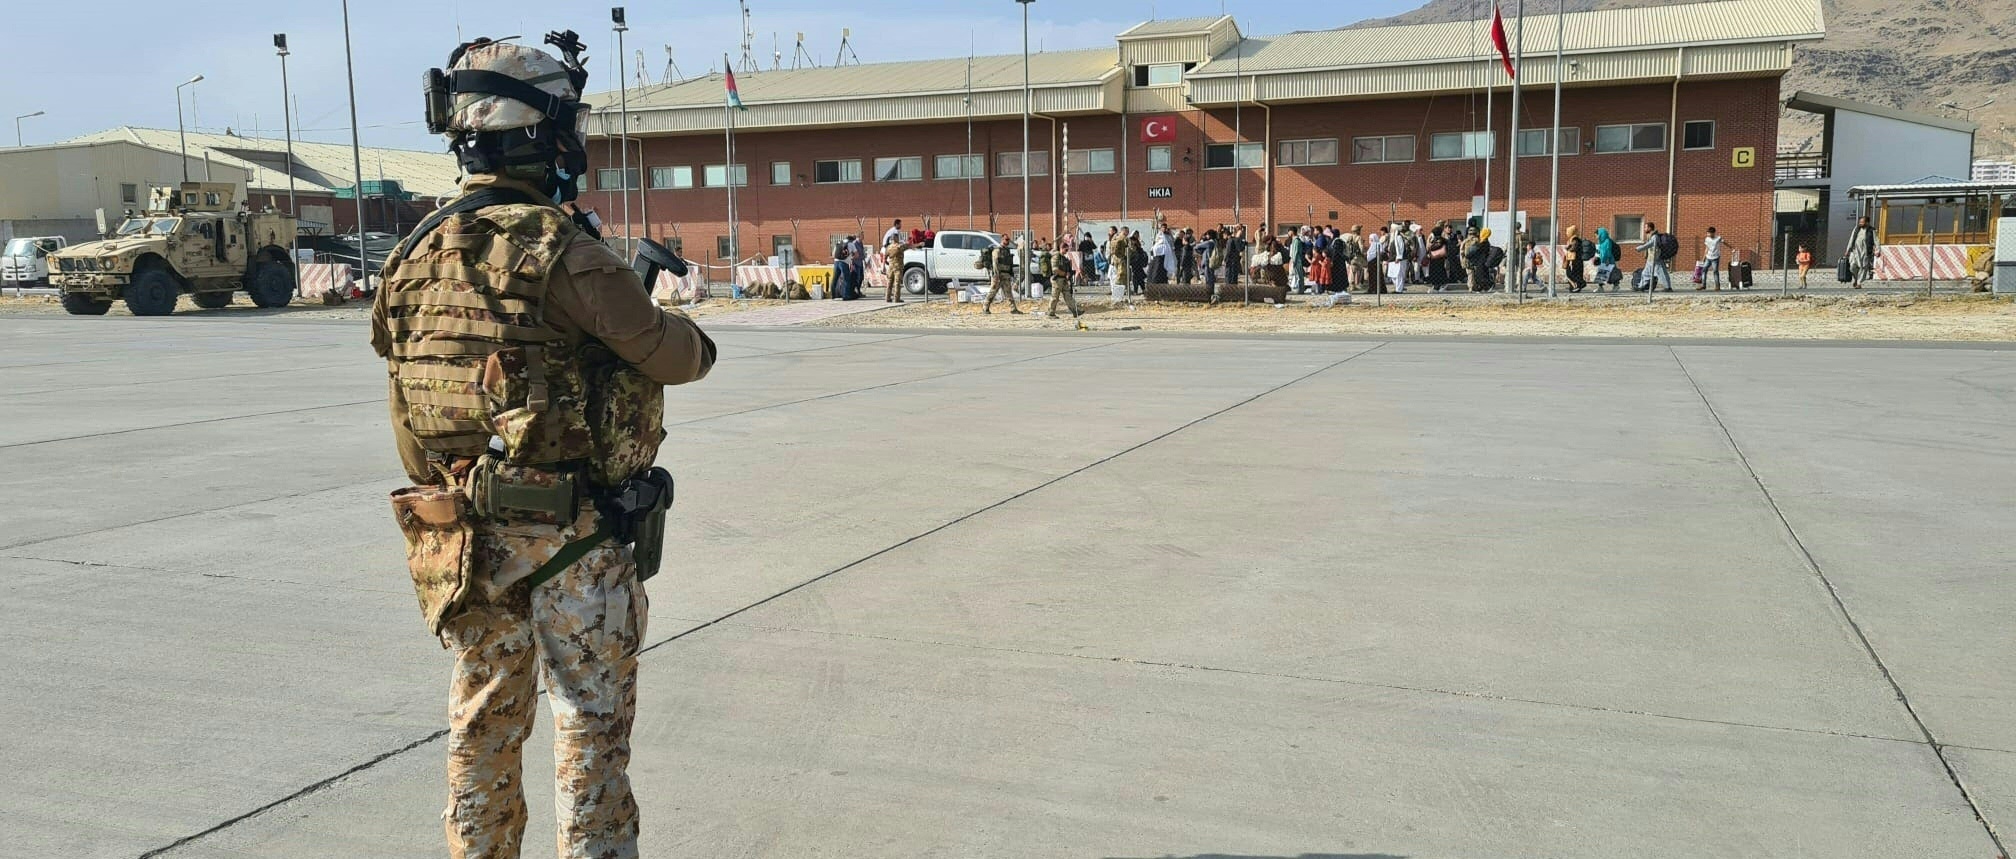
[792,32,817,69]
[738,0,757,72]
[635,48,651,88]
[773,33,781,70]
[836,27,860,66]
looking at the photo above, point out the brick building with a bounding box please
[582,0,1823,271]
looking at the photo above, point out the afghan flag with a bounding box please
[1490,4,1516,79]
[725,65,748,111]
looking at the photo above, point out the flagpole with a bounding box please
[723,54,738,285]
[1546,0,1565,298]
[1506,0,1524,298]
[1483,1,1494,231]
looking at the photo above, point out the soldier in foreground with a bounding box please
[984,234,1023,314]
[370,31,715,859]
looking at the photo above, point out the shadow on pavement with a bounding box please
[1105,854,1407,859]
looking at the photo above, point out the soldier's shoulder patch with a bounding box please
[561,233,632,275]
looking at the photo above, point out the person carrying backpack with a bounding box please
[1564,226,1595,292]
[1635,222,1677,292]
[1594,227,1621,291]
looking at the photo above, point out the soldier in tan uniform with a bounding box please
[983,235,1023,315]
[371,32,714,859]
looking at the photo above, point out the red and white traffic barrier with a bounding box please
[297,263,355,299]
[1874,244,1981,281]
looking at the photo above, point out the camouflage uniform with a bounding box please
[374,173,714,859]
[984,243,1022,314]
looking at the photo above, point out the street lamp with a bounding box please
[341,0,369,280]
[276,33,300,289]
[14,111,44,147]
[176,75,203,182]
[1939,98,1995,121]
[1018,0,1034,290]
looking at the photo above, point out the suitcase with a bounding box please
[1837,257,1853,283]
[1733,261,1753,288]
[1604,264,1623,286]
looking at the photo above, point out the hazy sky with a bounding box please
[0,0,1425,153]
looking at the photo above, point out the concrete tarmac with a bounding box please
[0,315,2010,858]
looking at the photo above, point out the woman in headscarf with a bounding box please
[1594,227,1621,292]
[1465,227,1501,293]
[1562,226,1588,293]
[1258,235,1289,290]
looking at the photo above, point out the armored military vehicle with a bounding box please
[49,183,297,316]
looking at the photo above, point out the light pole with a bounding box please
[14,111,44,147]
[1018,0,1034,289]
[1939,98,1995,121]
[340,0,370,283]
[614,7,633,250]
[176,75,203,183]
[276,34,300,290]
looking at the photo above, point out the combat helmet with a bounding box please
[424,31,593,201]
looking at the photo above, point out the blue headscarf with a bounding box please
[1595,227,1619,264]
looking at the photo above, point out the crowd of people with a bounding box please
[835,214,1784,306]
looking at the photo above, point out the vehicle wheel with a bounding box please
[124,268,180,316]
[901,266,930,296]
[247,261,294,308]
[191,291,233,309]
[60,292,112,315]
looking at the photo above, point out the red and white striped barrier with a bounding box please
[1874,244,1983,281]
[297,263,356,299]
[651,269,708,304]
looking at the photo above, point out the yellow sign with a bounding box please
[793,266,834,290]
[1732,147,1757,169]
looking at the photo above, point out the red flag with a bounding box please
[1490,4,1516,79]
[1140,115,1177,143]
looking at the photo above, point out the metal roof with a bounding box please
[1849,178,2016,198]
[65,127,462,198]
[1117,16,1230,39]
[1785,91,1978,134]
[1188,0,1825,77]
[598,48,1118,113]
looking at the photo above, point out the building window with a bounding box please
[814,159,862,184]
[1683,120,1716,150]
[1132,62,1190,87]
[596,168,639,190]
[772,235,796,263]
[1528,216,1554,243]
[1204,142,1264,169]
[650,166,694,189]
[771,161,791,185]
[1352,135,1416,164]
[716,236,735,259]
[934,153,985,179]
[120,183,139,205]
[874,156,924,182]
[1517,127,1579,157]
[1594,123,1666,154]
[703,164,749,187]
[1278,138,1340,166]
[1063,148,1116,174]
[1612,215,1645,242]
[1429,132,1493,161]
[996,150,1050,177]
[1146,145,1173,172]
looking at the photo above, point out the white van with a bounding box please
[3,236,68,290]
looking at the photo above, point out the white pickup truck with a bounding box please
[897,229,1003,295]
[3,236,68,290]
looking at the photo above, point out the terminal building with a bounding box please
[580,0,1825,270]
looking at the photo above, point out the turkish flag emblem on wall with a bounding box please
[1140,116,1178,143]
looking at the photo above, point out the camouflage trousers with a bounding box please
[439,532,647,859]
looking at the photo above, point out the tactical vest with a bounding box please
[377,202,663,489]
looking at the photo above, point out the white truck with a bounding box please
[896,229,1003,295]
[3,236,68,290]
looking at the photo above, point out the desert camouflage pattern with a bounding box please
[585,360,666,488]
[449,42,581,134]
[376,203,595,465]
[442,534,646,859]
[391,485,477,634]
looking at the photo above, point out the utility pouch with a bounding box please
[389,485,476,637]
[468,455,580,527]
